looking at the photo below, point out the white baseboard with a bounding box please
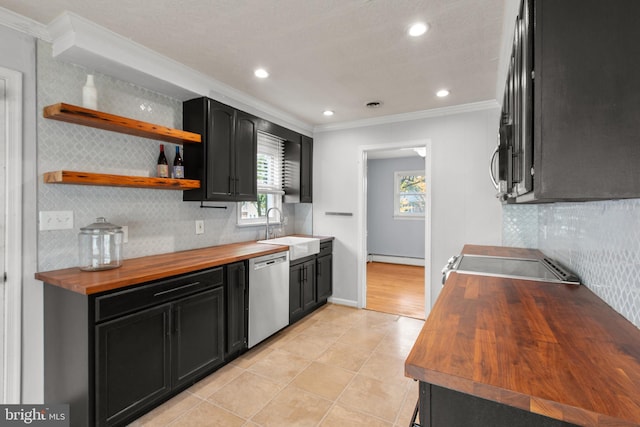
[368,255,424,267]
[327,297,358,308]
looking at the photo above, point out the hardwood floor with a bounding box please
[366,262,425,320]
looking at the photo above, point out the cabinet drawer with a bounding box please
[318,241,333,257]
[95,268,224,322]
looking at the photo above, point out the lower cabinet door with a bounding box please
[172,287,225,389]
[289,263,304,323]
[96,304,172,427]
[316,254,332,301]
[302,260,316,312]
[226,262,247,357]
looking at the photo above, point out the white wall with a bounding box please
[313,107,503,308]
[367,156,425,259]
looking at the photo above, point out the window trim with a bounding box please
[394,170,426,219]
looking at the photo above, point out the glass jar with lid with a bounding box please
[78,217,124,271]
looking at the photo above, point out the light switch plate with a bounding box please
[195,220,204,235]
[39,211,74,231]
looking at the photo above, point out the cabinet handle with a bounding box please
[228,176,234,195]
[154,281,200,297]
[489,143,499,190]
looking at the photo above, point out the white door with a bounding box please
[0,74,6,404]
[1,65,23,403]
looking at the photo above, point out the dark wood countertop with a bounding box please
[405,244,640,427]
[35,235,333,295]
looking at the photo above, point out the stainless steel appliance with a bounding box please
[248,251,290,348]
[490,0,533,202]
[442,254,579,285]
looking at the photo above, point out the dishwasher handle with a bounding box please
[253,254,288,271]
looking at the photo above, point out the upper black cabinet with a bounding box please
[284,135,313,203]
[183,97,257,202]
[495,0,640,203]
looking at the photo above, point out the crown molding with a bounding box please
[313,100,499,133]
[0,6,50,41]
[44,11,312,135]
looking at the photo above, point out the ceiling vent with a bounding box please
[365,101,383,109]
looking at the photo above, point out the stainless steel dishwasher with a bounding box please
[248,251,290,348]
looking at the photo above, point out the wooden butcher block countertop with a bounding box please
[35,236,332,296]
[405,244,640,427]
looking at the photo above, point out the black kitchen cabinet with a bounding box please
[44,266,232,427]
[171,288,225,389]
[183,97,257,202]
[96,275,224,427]
[301,259,317,312]
[289,259,314,323]
[417,382,577,427]
[284,135,313,203]
[495,0,640,203]
[225,261,248,357]
[289,240,333,324]
[96,304,171,427]
[316,253,332,302]
[96,287,224,426]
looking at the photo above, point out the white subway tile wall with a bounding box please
[37,40,309,272]
[503,199,640,327]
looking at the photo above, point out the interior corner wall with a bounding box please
[0,24,39,403]
[312,107,503,307]
[367,157,425,259]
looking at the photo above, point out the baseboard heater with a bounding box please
[368,254,424,267]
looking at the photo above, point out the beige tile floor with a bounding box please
[129,304,425,427]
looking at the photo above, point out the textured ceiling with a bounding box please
[0,0,506,126]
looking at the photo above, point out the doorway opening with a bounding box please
[356,140,432,320]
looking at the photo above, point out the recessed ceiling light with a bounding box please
[323,110,334,116]
[436,89,450,98]
[408,22,428,37]
[254,68,269,78]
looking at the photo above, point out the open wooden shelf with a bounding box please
[43,103,201,145]
[44,170,201,190]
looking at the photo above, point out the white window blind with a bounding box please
[237,132,284,227]
[257,131,284,194]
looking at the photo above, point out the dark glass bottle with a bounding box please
[157,144,169,178]
[173,146,184,179]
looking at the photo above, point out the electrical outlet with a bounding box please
[39,211,74,231]
[195,220,205,235]
[122,226,128,243]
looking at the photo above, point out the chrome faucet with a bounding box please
[265,207,283,240]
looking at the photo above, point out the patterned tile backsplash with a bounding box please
[36,40,310,272]
[503,199,640,328]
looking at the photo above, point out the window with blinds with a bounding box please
[257,132,284,193]
[237,132,285,226]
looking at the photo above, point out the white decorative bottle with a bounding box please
[82,74,97,110]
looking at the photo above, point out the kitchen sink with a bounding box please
[257,236,320,260]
